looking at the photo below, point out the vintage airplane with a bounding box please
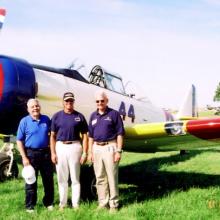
[1,53,220,181]
[1,6,220,180]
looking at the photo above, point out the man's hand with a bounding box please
[114,152,121,163]
[51,152,58,164]
[22,157,30,166]
[87,152,94,163]
[80,153,87,165]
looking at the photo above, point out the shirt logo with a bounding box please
[104,116,112,121]
[41,123,47,128]
[92,119,97,125]
[75,117,81,122]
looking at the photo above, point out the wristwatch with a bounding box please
[116,148,123,153]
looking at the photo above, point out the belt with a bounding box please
[26,147,49,151]
[95,140,116,146]
[61,141,77,144]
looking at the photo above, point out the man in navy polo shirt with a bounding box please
[50,92,88,210]
[88,90,125,212]
[16,99,54,212]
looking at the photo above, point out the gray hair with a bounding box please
[94,89,108,100]
[27,98,40,108]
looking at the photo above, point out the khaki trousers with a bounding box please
[56,141,82,207]
[93,143,119,208]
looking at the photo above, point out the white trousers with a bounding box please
[56,141,82,207]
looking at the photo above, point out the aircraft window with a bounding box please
[105,73,125,94]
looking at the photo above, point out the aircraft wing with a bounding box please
[125,117,220,140]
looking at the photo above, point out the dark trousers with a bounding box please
[25,148,54,209]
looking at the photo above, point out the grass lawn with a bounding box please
[2,142,220,220]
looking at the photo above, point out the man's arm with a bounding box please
[50,131,58,164]
[16,140,30,166]
[114,135,124,163]
[88,137,94,163]
[116,135,123,151]
[80,132,88,164]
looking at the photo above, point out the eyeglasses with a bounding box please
[96,100,105,103]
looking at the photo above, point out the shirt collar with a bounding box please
[96,106,110,116]
[29,114,42,122]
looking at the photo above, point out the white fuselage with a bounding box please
[34,68,166,125]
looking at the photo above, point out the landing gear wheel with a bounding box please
[0,159,18,181]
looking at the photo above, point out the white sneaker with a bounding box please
[73,205,79,211]
[26,209,34,213]
[47,205,54,211]
[59,205,65,211]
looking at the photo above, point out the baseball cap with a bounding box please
[63,92,75,101]
[22,165,36,184]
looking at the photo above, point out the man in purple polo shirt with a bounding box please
[88,90,125,212]
[50,92,88,210]
[17,98,54,212]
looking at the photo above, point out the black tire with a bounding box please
[80,165,97,200]
[0,158,19,181]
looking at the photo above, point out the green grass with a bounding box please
[2,145,220,219]
[199,110,219,117]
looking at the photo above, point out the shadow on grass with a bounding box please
[10,147,220,204]
[119,149,220,205]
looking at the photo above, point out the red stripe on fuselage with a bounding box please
[0,64,4,100]
[186,118,220,140]
[0,9,6,16]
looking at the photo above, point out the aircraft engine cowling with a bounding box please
[0,55,36,135]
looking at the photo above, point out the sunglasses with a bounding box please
[96,100,105,103]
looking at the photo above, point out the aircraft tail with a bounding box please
[0,8,6,31]
[176,84,198,119]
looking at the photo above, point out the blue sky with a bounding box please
[1,0,220,109]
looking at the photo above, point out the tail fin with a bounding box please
[176,84,198,119]
[0,8,6,31]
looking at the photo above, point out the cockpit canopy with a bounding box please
[89,65,126,95]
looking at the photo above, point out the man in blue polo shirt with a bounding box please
[88,90,125,212]
[16,99,54,212]
[50,92,88,210]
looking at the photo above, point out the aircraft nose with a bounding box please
[0,55,36,134]
[186,118,220,140]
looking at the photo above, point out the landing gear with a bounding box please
[180,150,188,155]
[0,136,18,182]
[0,155,18,181]
[80,165,97,200]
